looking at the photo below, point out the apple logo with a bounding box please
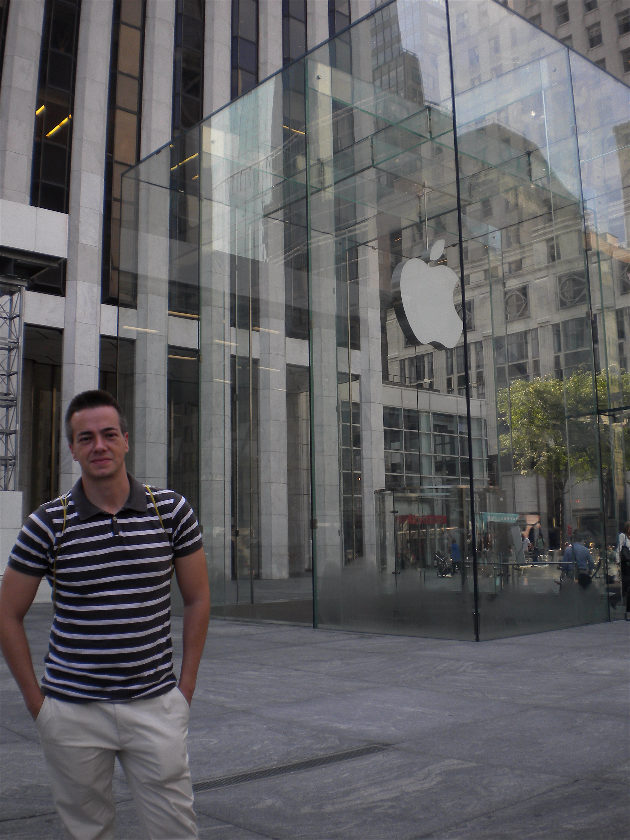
[393,240,463,349]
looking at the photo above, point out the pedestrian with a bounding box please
[563,539,594,588]
[617,521,630,620]
[0,389,210,839]
[450,538,462,573]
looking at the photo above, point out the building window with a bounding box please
[546,237,558,263]
[168,346,200,515]
[0,247,66,295]
[283,0,306,66]
[329,0,351,73]
[618,258,630,294]
[173,0,204,132]
[401,353,434,389]
[102,0,146,307]
[329,0,350,37]
[20,326,62,514]
[622,47,630,74]
[587,22,602,48]
[455,299,474,331]
[554,2,569,26]
[529,14,541,28]
[31,0,82,213]
[495,331,530,388]
[231,0,258,98]
[340,398,363,562]
[230,253,260,329]
[553,317,593,376]
[595,57,606,70]
[0,0,9,86]
[558,271,587,309]
[505,286,529,321]
[584,0,598,11]
[561,35,572,48]
[617,10,630,36]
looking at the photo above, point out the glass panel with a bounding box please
[121,0,627,637]
[453,0,616,636]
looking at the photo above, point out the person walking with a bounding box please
[0,390,211,839]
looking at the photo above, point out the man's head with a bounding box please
[65,391,130,483]
[65,390,127,445]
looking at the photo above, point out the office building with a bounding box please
[504,0,630,83]
[1,0,629,639]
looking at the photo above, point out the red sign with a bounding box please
[398,514,447,526]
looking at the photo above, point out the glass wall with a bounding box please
[121,0,630,639]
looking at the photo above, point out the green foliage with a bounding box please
[496,370,629,489]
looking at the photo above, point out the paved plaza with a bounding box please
[1,604,628,839]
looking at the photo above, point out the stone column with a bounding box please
[0,0,45,202]
[306,60,344,616]
[259,0,282,80]
[132,0,175,487]
[59,0,114,491]
[258,214,289,579]
[199,119,232,599]
[359,241,385,569]
[203,0,230,116]
[307,0,329,50]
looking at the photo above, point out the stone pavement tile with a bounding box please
[399,706,627,778]
[193,659,362,710]
[0,812,64,839]
[187,711,370,782]
[246,683,518,742]
[192,747,563,840]
[425,778,630,840]
[0,735,54,820]
[113,797,274,840]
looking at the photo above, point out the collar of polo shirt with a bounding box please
[71,474,150,520]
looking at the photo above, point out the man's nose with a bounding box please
[93,434,108,449]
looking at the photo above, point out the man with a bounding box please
[0,390,210,839]
[563,538,595,588]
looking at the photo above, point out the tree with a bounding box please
[496,370,630,539]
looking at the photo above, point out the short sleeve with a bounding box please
[169,493,203,558]
[8,508,55,578]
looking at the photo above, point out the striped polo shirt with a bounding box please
[8,475,203,703]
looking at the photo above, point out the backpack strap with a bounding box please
[145,484,165,530]
[145,485,173,568]
[52,494,69,610]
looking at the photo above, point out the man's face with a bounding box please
[69,405,129,481]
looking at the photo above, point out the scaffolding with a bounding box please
[0,278,25,491]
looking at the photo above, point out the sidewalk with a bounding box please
[1,605,628,839]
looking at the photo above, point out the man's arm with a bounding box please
[0,567,46,719]
[173,548,210,705]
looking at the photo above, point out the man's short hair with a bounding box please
[65,390,128,443]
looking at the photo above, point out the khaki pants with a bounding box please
[36,687,198,840]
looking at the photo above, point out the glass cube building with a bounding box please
[119,0,630,639]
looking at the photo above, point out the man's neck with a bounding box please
[81,472,130,515]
